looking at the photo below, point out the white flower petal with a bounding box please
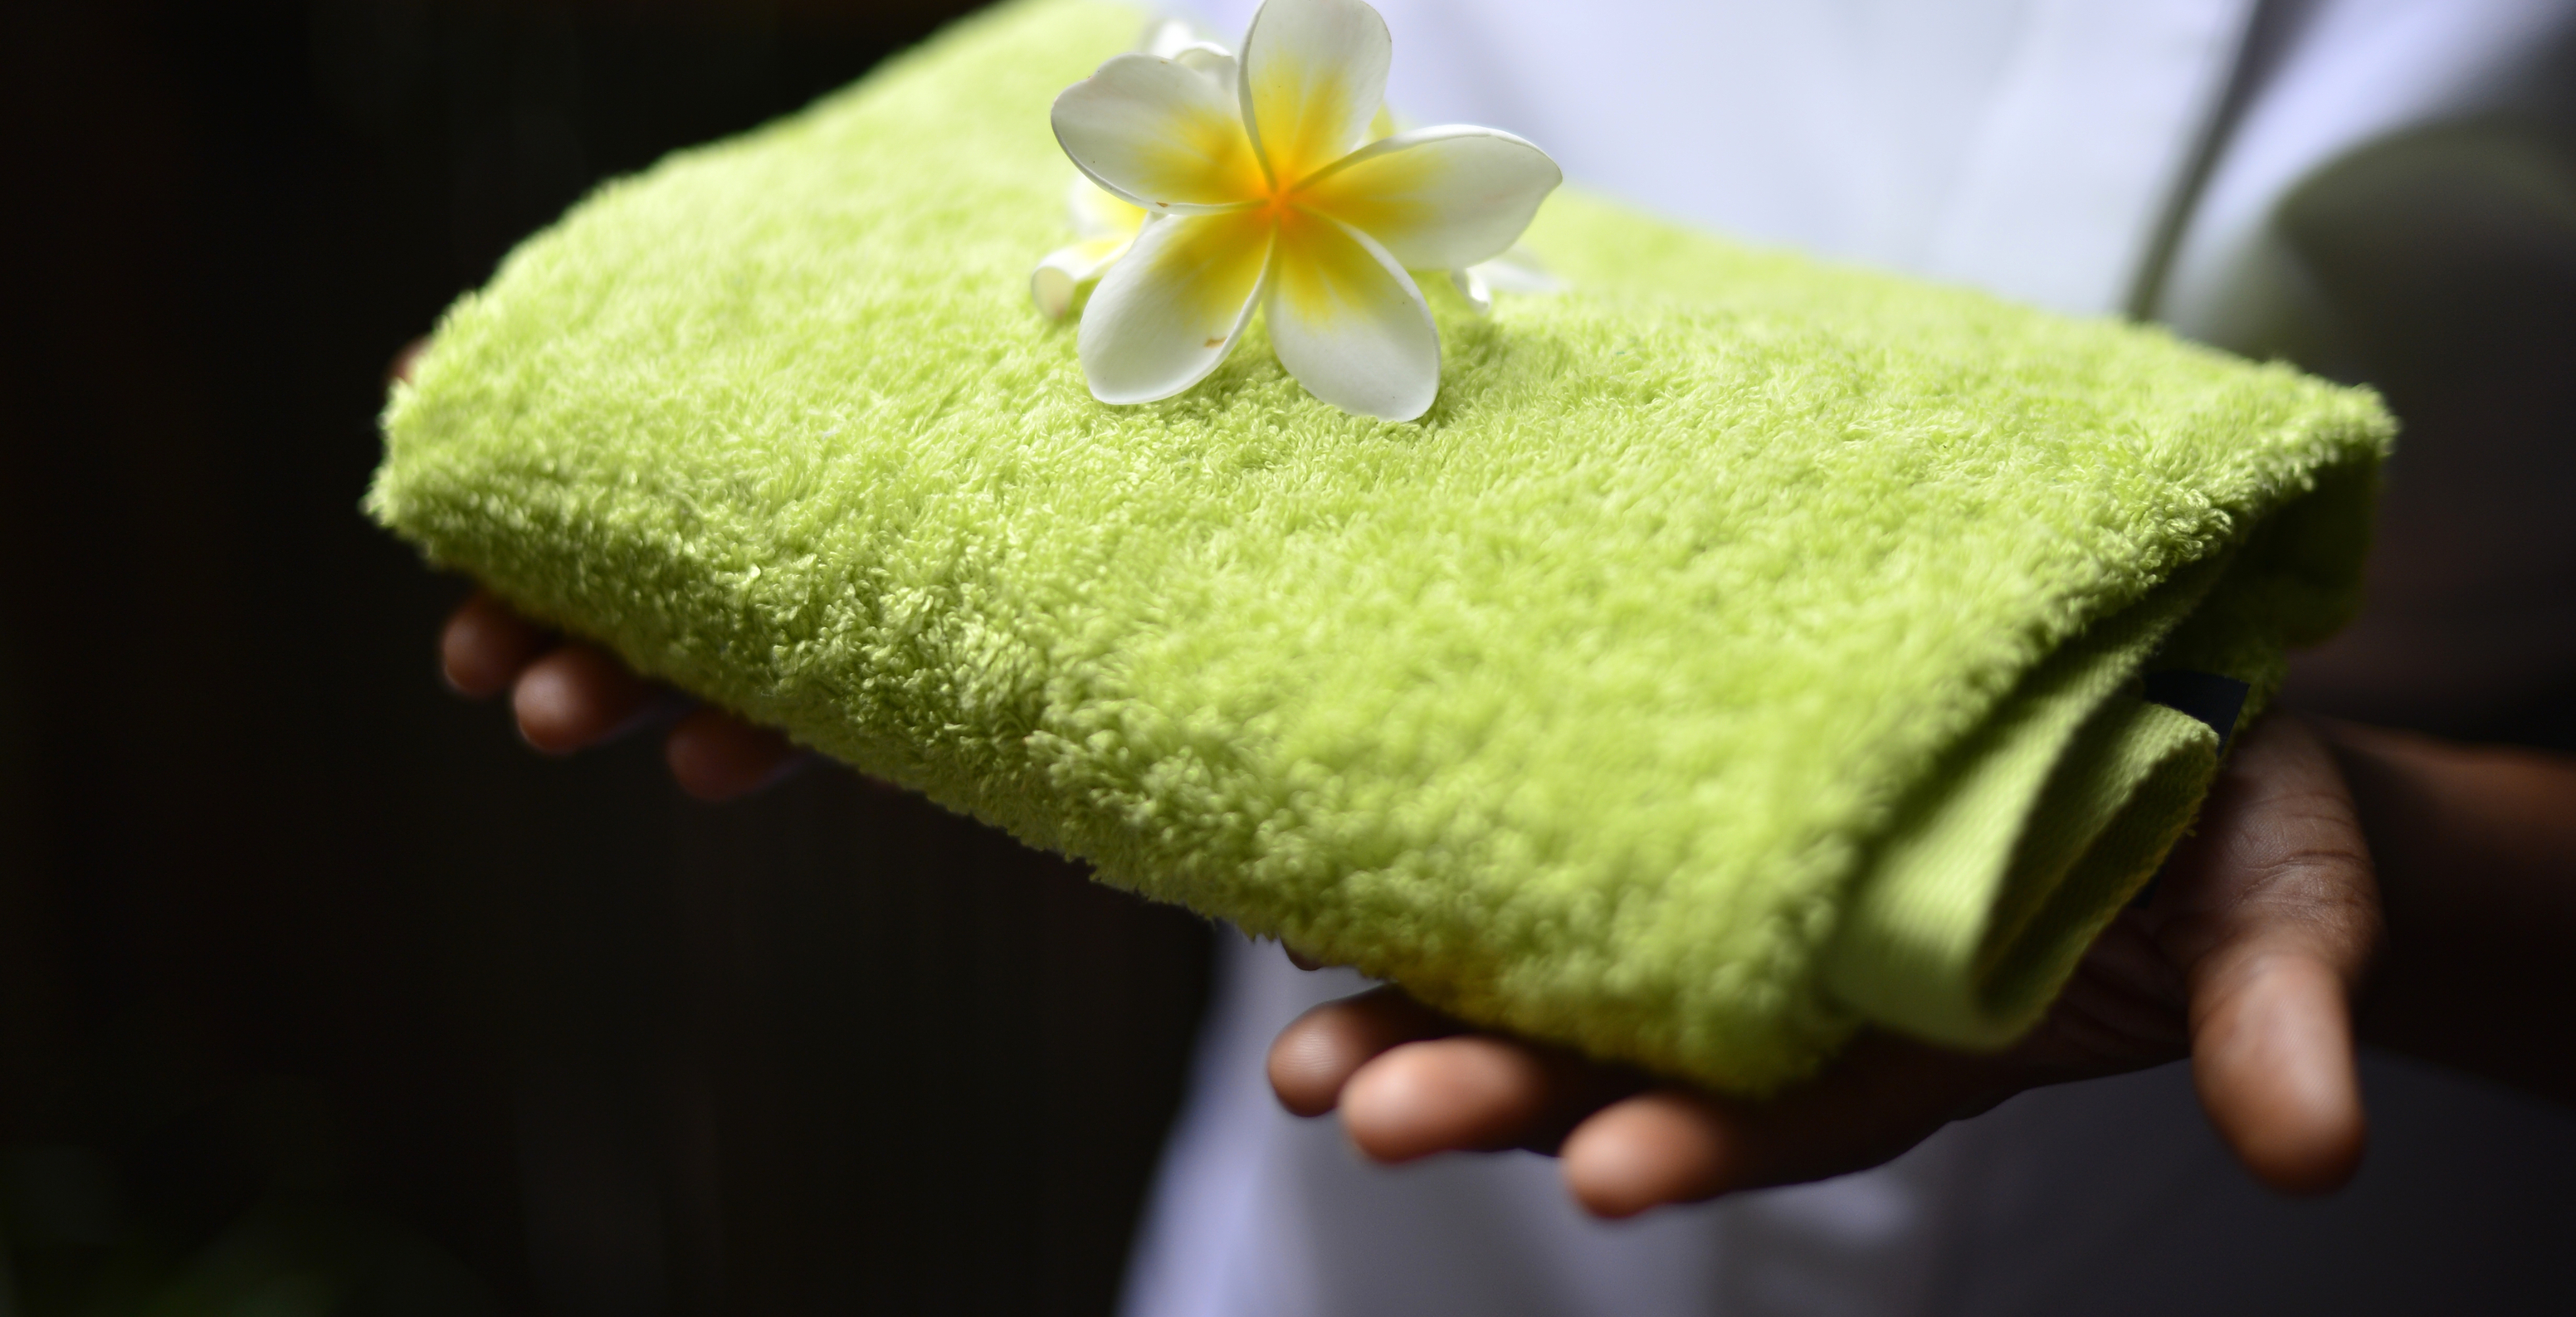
[1266,212,1438,422]
[1449,246,1559,316]
[1066,174,1144,241]
[1142,18,1219,59]
[1052,53,1265,212]
[1450,266,1492,315]
[1239,0,1393,187]
[1174,46,1238,83]
[1299,125,1562,271]
[1470,243,1562,295]
[1139,17,1236,84]
[1032,236,1133,319]
[1079,211,1275,404]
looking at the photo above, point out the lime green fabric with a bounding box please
[368,0,2392,1093]
[1827,554,2230,1046]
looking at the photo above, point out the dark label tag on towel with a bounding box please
[2143,670,2251,751]
[2130,670,2253,910]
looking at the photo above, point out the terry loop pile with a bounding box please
[371,0,2391,1093]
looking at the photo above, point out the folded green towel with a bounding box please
[369,0,2391,1093]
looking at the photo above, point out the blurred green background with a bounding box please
[0,2,1212,1313]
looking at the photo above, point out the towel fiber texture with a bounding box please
[370,0,2392,1093]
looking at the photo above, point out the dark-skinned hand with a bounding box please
[1266,711,2380,1217]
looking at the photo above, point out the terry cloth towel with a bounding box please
[369,0,2392,1094]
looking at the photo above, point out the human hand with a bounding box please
[438,589,804,800]
[397,341,804,802]
[1267,712,2382,1217]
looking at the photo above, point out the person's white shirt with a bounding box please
[1123,2,2576,1313]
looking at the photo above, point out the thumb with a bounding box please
[2191,944,2365,1193]
[2159,714,2380,1194]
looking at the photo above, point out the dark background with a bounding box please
[0,2,1214,1313]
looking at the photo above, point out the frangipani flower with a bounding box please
[1031,174,1145,320]
[1032,21,1222,320]
[1049,0,1561,422]
[1036,172,1555,322]
[1032,18,1546,327]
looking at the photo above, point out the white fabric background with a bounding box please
[1192,0,2253,315]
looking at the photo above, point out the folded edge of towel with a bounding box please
[1825,456,2381,1048]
